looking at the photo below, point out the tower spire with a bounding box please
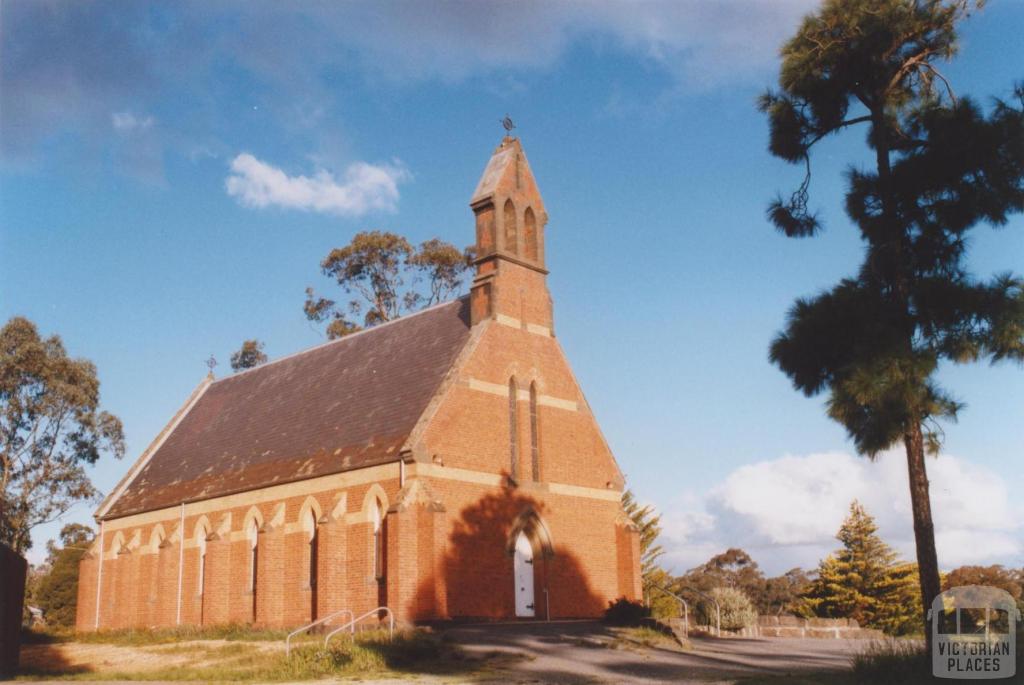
[468,135,552,331]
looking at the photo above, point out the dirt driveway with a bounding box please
[18,622,870,684]
[444,620,866,684]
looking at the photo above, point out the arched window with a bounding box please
[247,519,259,590]
[306,508,318,620]
[306,509,318,589]
[504,199,518,255]
[524,207,538,261]
[529,382,540,481]
[247,517,259,611]
[197,532,208,597]
[195,521,211,625]
[371,500,385,581]
[509,377,519,480]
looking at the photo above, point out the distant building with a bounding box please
[77,136,641,630]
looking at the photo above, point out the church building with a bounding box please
[76,136,641,630]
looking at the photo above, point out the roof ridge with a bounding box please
[215,295,469,385]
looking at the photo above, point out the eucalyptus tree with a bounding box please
[0,317,124,554]
[304,231,472,339]
[230,339,268,372]
[761,0,1024,647]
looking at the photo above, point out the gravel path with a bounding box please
[443,620,864,684]
[19,621,870,684]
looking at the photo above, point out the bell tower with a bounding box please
[468,136,553,333]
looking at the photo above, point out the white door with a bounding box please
[514,531,535,617]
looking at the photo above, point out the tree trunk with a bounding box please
[904,421,941,655]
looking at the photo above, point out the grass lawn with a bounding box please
[17,626,484,682]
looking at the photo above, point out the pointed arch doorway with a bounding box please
[506,508,554,619]
[513,531,535,617]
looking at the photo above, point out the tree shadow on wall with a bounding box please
[417,483,605,621]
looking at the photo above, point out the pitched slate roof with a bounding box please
[103,297,471,519]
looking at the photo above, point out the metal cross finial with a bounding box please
[205,355,218,375]
[501,115,515,134]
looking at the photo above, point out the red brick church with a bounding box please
[77,136,641,630]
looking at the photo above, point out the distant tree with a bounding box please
[803,501,921,634]
[304,231,473,339]
[0,317,124,554]
[230,339,268,372]
[32,523,94,628]
[681,548,768,609]
[761,0,1024,649]
[945,565,1024,614]
[762,567,814,617]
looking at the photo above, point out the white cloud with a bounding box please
[225,153,409,217]
[111,111,154,132]
[658,450,1023,576]
[260,1,819,87]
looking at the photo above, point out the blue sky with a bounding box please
[2,0,1022,573]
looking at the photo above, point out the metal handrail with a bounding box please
[648,584,688,639]
[676,585,721,637]
[286,608,353,657]
[324,606,394,648]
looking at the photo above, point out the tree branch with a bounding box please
[808,115,873,148]
[919,62,957,105]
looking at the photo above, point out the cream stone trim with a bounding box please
[408,462,620,502]
[268,502,287,531]
[411,462,504,487]
[217,512,234,540]
[493,314,551,338]
[105,531,127,560]
[546,481,622,502]
[360,484,390,517]
[297,496,322,537]
[329,492,348,521]
[468,377,577,411]
[536,394,578,411]
[467,377,508,397]
[101,462,401,534]
[149,524,167,552]
[170,520,184,545]
[495,313,521,329]
[193,516,212,545]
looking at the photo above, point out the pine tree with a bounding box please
[762,0,1024,651]
[621,490,674,616]
[875,561,923,635]
[804,501,920,633]
[622,490,665,583]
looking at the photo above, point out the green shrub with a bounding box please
[604,597,650,626]
[708,587,757,631]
